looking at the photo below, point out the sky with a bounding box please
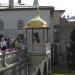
[0,0,75,17]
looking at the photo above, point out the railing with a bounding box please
[32,43,47,54]
[30,43,51,75]
[0,49,29,75]
[30,55,51,75]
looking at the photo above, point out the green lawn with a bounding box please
[53,74,75,75]
[52,66,75,75]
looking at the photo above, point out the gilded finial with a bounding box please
[37,5,40,17]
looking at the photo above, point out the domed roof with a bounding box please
[24,15,48,28]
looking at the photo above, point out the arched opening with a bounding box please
[37,68,41,75]
[17,19,24,29]
[43,62,47,75]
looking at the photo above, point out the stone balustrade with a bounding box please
[0,49,29,75]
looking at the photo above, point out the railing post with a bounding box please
[1,51,6,67]
[19,63,21,75]
[24,62,27,75]
[12,67,16,75]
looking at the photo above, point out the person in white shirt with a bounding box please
[1,38,7,52]
[0,38,7,67]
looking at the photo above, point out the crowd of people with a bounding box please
[0,35,26,53]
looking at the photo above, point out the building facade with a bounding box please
[1,0,74,74]
[0,3,54,75]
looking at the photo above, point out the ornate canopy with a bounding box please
[24,15,48,29]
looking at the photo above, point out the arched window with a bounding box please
[0,20,4,30]
[37,68,41,75]
[43,62,47,75]
[53,25,59,43]
[17,19,24,29]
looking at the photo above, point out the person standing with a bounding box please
[0,38,7,67]
[1,38,7,53]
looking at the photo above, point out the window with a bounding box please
[32,33,40,44]
[17,19,24,29]
[0,20,4,30]
[53,25,59,43]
